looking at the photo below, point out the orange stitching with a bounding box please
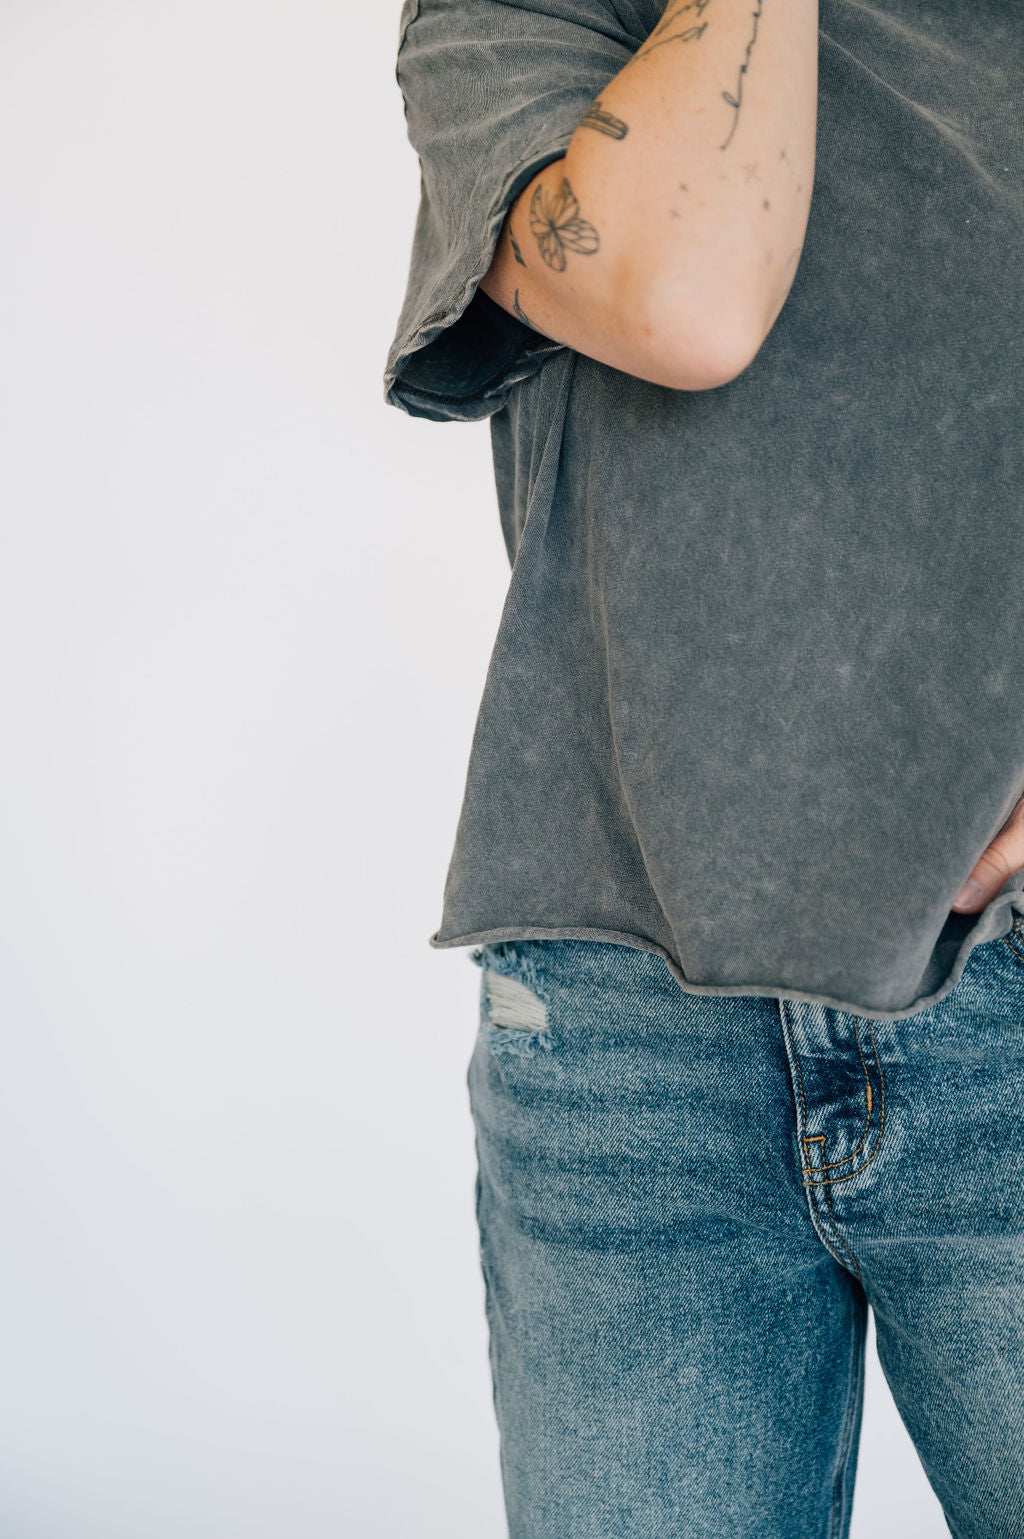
[783,1000,873,1283]
[804,1017,887,1186]
[803,1132,864,1282]
[783,999,888,1187]
[796,1018,887,1184]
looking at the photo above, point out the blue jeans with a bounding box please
[466,912,1024,1538]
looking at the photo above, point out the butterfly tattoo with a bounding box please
[528,177,600,271]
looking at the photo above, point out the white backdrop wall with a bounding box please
[0,1,947,1533]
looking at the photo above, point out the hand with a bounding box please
[951,793,1024,912]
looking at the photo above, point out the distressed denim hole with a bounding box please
[482,967,552,1057]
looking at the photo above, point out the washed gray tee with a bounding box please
[383,0,1024,1022]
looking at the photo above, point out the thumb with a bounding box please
[951,795,1024,913]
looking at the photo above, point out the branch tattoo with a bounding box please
[634,0,716,59]
[630,0,765,151]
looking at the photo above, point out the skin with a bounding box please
[477,0,819,390]
[951,793,1024,911]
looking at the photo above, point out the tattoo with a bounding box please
[630,0,765,152]
[512,290,556,341]
[529,177,600,271]
[512,289,537,328]
[579,97,629,139]
[633,0,716,62]
[720,0,764,150]
[508,225,527,266]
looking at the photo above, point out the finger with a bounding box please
[951,796,1024,912]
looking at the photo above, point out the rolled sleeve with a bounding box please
[383,0,637,422]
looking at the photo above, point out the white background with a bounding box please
[0,1,948,1532]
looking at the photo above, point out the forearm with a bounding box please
[481,0,819,385]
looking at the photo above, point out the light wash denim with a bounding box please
[467,912,1024,1537]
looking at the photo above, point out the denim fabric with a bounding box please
[467,922,1024,1537]
[384,1,1024,1019]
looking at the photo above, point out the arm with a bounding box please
[478,0,819,390]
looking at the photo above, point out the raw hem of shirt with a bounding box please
[382,336,565,423]
[428,887,1024,1023]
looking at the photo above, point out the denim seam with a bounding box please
[782,997,811,1139]
[779,1000,888,1186]
[800,1016,874,1175]
[807,1018,887,1186]
[819,1157,864,1284]
[801,1018,886,1179]
[802,1134,863,1280]
[473,1162,505,1444]
[778,1002,862,1275]
[801,1133,864,1277]
[828,1289,867,1539]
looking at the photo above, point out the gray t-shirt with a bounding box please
[383,0,1024,1021]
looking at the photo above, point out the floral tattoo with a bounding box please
[528,177,600,271]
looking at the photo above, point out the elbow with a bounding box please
[625,268,768,392]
